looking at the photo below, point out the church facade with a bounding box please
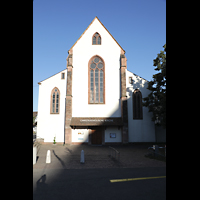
[37,17,165,144]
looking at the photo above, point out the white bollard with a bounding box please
[33,146,37,165]
[80,150,85,164]
[46,150,51,163]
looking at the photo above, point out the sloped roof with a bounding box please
[68,16,125,54]
[38,69,67,84]
[127,69,149,82]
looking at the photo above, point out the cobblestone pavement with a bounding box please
[33,143,166,169]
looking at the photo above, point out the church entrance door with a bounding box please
[91,128,102,145]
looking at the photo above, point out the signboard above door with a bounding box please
[70,117,123,126]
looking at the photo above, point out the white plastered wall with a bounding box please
[126,70,156,142]
[105,126,122,143]
[71,129,89,143]
[37,69,67,142]
[72,18,121,118]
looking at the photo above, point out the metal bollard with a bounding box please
[80,150,85,164]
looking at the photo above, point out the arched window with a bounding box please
[50,87,60,114]
[92,32,101,45]
[133,89,143,119]
[88,56,105,104]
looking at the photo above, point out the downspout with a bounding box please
[63,97,66,145]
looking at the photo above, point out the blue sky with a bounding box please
[33,0,166,111]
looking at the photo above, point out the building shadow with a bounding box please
[52,150,66,168]
[35,174,48,193]
[33,69,165,199]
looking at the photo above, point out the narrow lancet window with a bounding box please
[50,87,60,114]
[89,56,105,104]
[133,89,143,119]
[92,32,101,45]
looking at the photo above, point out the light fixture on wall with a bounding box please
[129,77,133,84]
[155,116,160,124]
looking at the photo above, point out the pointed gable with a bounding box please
[68,16,125,54]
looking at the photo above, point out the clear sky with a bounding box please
[33,0,166,111]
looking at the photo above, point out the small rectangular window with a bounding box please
[61,73,65,79]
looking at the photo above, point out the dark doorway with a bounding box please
[91,128,102,145]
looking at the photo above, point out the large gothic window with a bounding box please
[133,89,143,119]
[88,56,105,104]
[50,87,60,114]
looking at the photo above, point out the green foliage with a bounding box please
[143,44,166,129]
[33,115,36,124]
[53,137,56,144]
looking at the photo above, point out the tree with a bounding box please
[143,44,166,129]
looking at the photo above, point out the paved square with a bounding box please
[33,143,166,169]
[33,144,166,200]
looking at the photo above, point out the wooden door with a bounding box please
[91,128,102,145]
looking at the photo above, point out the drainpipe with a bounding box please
[63,97,66,145]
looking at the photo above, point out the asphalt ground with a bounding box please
[33,143,166,200]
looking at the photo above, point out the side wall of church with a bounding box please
[126,70,156,142]
[37,69,67,142]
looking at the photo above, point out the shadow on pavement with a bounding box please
[33,144,166,200]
